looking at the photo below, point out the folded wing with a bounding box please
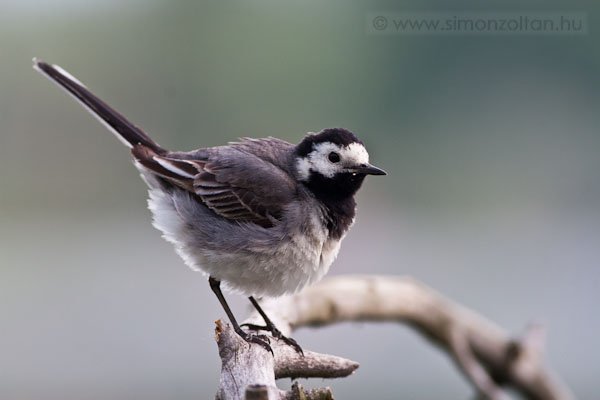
[132,143,297,228]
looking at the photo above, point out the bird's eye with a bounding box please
[328,152,340,163]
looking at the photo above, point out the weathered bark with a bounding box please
[214,275,575,400]
[214,320,355,400]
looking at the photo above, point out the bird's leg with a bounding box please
[208,277,273,355]
[243,296,304,355]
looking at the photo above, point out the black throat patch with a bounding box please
[295,127,366,239]
[304,172,365,240]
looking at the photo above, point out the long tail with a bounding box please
[33,58,163,153]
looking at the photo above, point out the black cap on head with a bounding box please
[295,128,363,157]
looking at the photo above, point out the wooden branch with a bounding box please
[255,275,575,400]
[243,382,333,400]
[214,275,575,400]
[214,320,356,400]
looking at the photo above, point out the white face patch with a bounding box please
[296,141,370,181]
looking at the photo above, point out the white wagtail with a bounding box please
[33,58,386,355]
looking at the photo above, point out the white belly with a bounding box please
[195,234,341,297]
[142,169,343,297]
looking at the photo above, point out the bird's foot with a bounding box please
[241,322,304,356]
[234,325,273,355]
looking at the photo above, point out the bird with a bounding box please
[33,58,386,355]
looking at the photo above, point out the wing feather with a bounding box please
[132,140,296,228]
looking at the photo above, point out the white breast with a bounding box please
[140,163,345,298]
[194,214,342,297]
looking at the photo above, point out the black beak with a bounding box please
[350,163,387,176]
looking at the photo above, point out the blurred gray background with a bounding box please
[1,0,599,399]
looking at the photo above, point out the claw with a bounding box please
[246,296,304,356]
[246,335,274,355]
[271,326,304,356]
[235,326,273,355]
[279,335,304,356]
[242,322,304,356]
[241,323,268,331]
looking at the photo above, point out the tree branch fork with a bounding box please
[213,275,574,400]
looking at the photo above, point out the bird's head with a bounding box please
[294,128,386,201]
